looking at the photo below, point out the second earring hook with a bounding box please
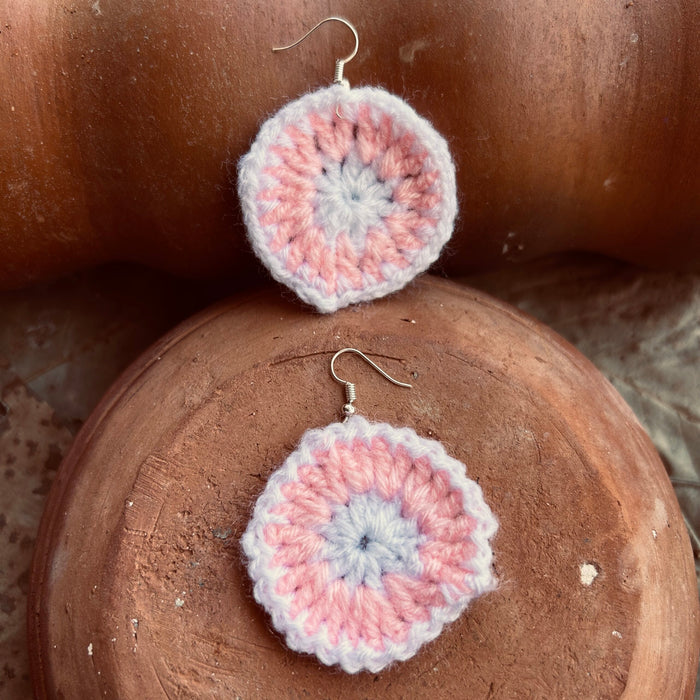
[272,16,359,88]
[330,348,412,420]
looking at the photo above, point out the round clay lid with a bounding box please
[28,277,699,698]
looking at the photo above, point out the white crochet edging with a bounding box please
[238,84,458,313]
[242,416,497,673]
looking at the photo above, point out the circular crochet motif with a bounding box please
[242,416,498,673]
[238,85,457,313]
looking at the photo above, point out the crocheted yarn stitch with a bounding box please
[238,85,457,313]
[242,416,497,673]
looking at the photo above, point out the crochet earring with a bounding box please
[242,349,498,673]
[238,18,458,313]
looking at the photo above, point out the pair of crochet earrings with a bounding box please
[239,19,498,674]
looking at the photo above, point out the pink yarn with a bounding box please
[238,85,458,313]
[242,416,498,673]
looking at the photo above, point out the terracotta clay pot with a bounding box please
[28,277,699,698]
[2,0,699,289]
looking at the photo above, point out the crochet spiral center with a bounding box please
[315,155,395,246]
[319,491,423,590]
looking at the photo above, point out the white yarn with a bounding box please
[238,84,458,313]
[242,416,498,673]
[319,491,425,591]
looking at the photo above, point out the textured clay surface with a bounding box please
[1,0,699,288]
[0,369,73,698]
[28,277,699,698]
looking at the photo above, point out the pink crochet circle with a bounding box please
[242,416,497,673]
[238,85,457,313]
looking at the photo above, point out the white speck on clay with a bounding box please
[175,597,185,607]
[603,176,615,191]
[630,33,639,43]
[131,618,139,631]
[91,0,102,15]
[126,501,133,507]
[652,529,658,539]
[111,638,116,643]
[580,562,599,586]
[612,630,623,639]
[502,243,510,254]
[87,642,93,656]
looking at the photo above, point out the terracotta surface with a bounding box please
[0,264,221,697]
[0,369,72,698]
[1,0,699,289]
[466,255,700,588]
[27,276,699,698]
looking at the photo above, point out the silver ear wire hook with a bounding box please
[330,348,412,420]
[272,16,359,89]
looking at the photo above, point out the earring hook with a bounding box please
[272,16,359,88]
[330,348,412,420]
